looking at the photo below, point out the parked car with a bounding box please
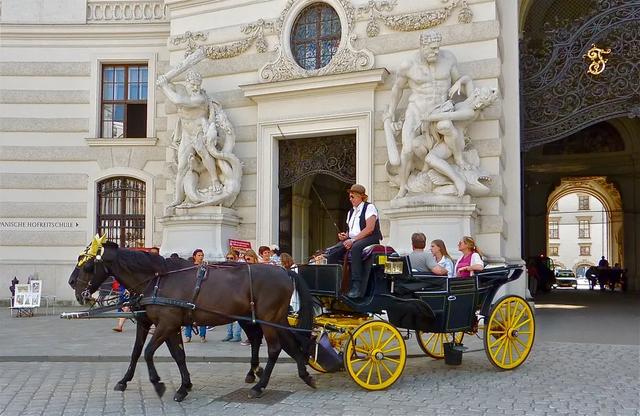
[554,269,578,289]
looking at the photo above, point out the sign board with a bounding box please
[0,219,82,231]
[13,281,42,308]
[30,280,42,307]
[229,239,251,250]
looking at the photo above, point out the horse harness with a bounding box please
[138,263,258,325]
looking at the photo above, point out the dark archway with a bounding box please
[520,0,640,150]
[278,134,355,261]
[520,0,640,291]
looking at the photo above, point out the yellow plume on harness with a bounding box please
[77,234,107,266]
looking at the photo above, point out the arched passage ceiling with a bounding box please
[519,0,640,150]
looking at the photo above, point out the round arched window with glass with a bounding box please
[290,3,341,70]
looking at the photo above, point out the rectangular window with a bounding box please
[578,195,590,210]
[101,64,148,138]
[549,246,559,256]
[549,221,559,239]
[578,219,591,238]
[579,245,591,256]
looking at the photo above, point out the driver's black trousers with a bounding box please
[325,235,380,288]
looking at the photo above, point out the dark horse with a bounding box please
[69,239,315,401]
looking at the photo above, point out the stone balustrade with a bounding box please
[86,1,167,23]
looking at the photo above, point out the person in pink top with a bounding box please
[455,236,484,278]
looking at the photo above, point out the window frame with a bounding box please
[88,53,158,143]
[96,176,147,248]
[87,168,154,248]
[579,244,591,256]
[578,195,590,210]
[548,245,559,256]
[100,63,149,139]
[290,3,342,70]
[578,219,591,238]
[548,220,559,239]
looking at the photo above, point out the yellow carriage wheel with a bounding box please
[416,331,464,359]
[484,296,535,370]
[343,321,406,390]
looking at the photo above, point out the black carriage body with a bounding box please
[297,253,524,334]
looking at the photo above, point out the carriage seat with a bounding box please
[346,244,397,263]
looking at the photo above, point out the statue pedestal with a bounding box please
[159,206,241,261]
[384,203,479,255]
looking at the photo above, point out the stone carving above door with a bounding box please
[279,135,356,188]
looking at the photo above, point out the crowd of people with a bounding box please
[108,183,488,345]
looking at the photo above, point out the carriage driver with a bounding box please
[327,184,382,298]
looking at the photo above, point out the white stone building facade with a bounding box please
[0,0,522,300]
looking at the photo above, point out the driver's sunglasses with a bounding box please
[226,257,234,261]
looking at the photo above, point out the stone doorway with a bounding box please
[278,134,355,263]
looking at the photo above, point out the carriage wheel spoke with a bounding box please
[383,357,401,364]
[375,362,383,384]
[379,360,394,377]
[489,334,506,348]
[513,336,529,350]
[511,338,524,354]
[355,346,370,355]
[376,326,386,348]
[354,359,371,378]
[378,334,396,351]
[513,318,532,330]
[382,345,401,354]
[512,305,526,327]
[365,360,374,384]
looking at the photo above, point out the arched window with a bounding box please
[291,3,341,70]
[97,177,146,248]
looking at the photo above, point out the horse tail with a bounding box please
[289,270,313,354]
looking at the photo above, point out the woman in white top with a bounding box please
[455,236,484,278]
[430,239,454,277]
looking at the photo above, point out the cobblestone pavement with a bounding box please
[0,341,638,416]
[0,290,638,415]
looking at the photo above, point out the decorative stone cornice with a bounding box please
[356,0,472,37]
[170,19,274,59]
[86,1,167,23]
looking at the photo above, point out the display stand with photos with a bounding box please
[10,280,42,317]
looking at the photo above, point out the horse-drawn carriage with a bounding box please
[66,236,534,400]
[293,246,535,390]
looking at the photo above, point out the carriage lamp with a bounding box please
[384,257,404,275]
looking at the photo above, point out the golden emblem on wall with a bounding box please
[583,44,611,75]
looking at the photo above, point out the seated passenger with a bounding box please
[408,232,448,275]
[455,236,484,278]
[430,239,454,277]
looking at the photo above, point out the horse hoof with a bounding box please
[255,367,264,378]
[173,390,188,402]
[303,375,317,389]
[154,382,166,397]
[248,388,263,399]
[245,374,256,384]
[113,382,127,391]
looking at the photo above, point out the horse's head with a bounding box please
[68,234,116,304]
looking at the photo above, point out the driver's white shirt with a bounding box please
[346,201,378,239]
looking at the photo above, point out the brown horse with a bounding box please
[69,238,315,401]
